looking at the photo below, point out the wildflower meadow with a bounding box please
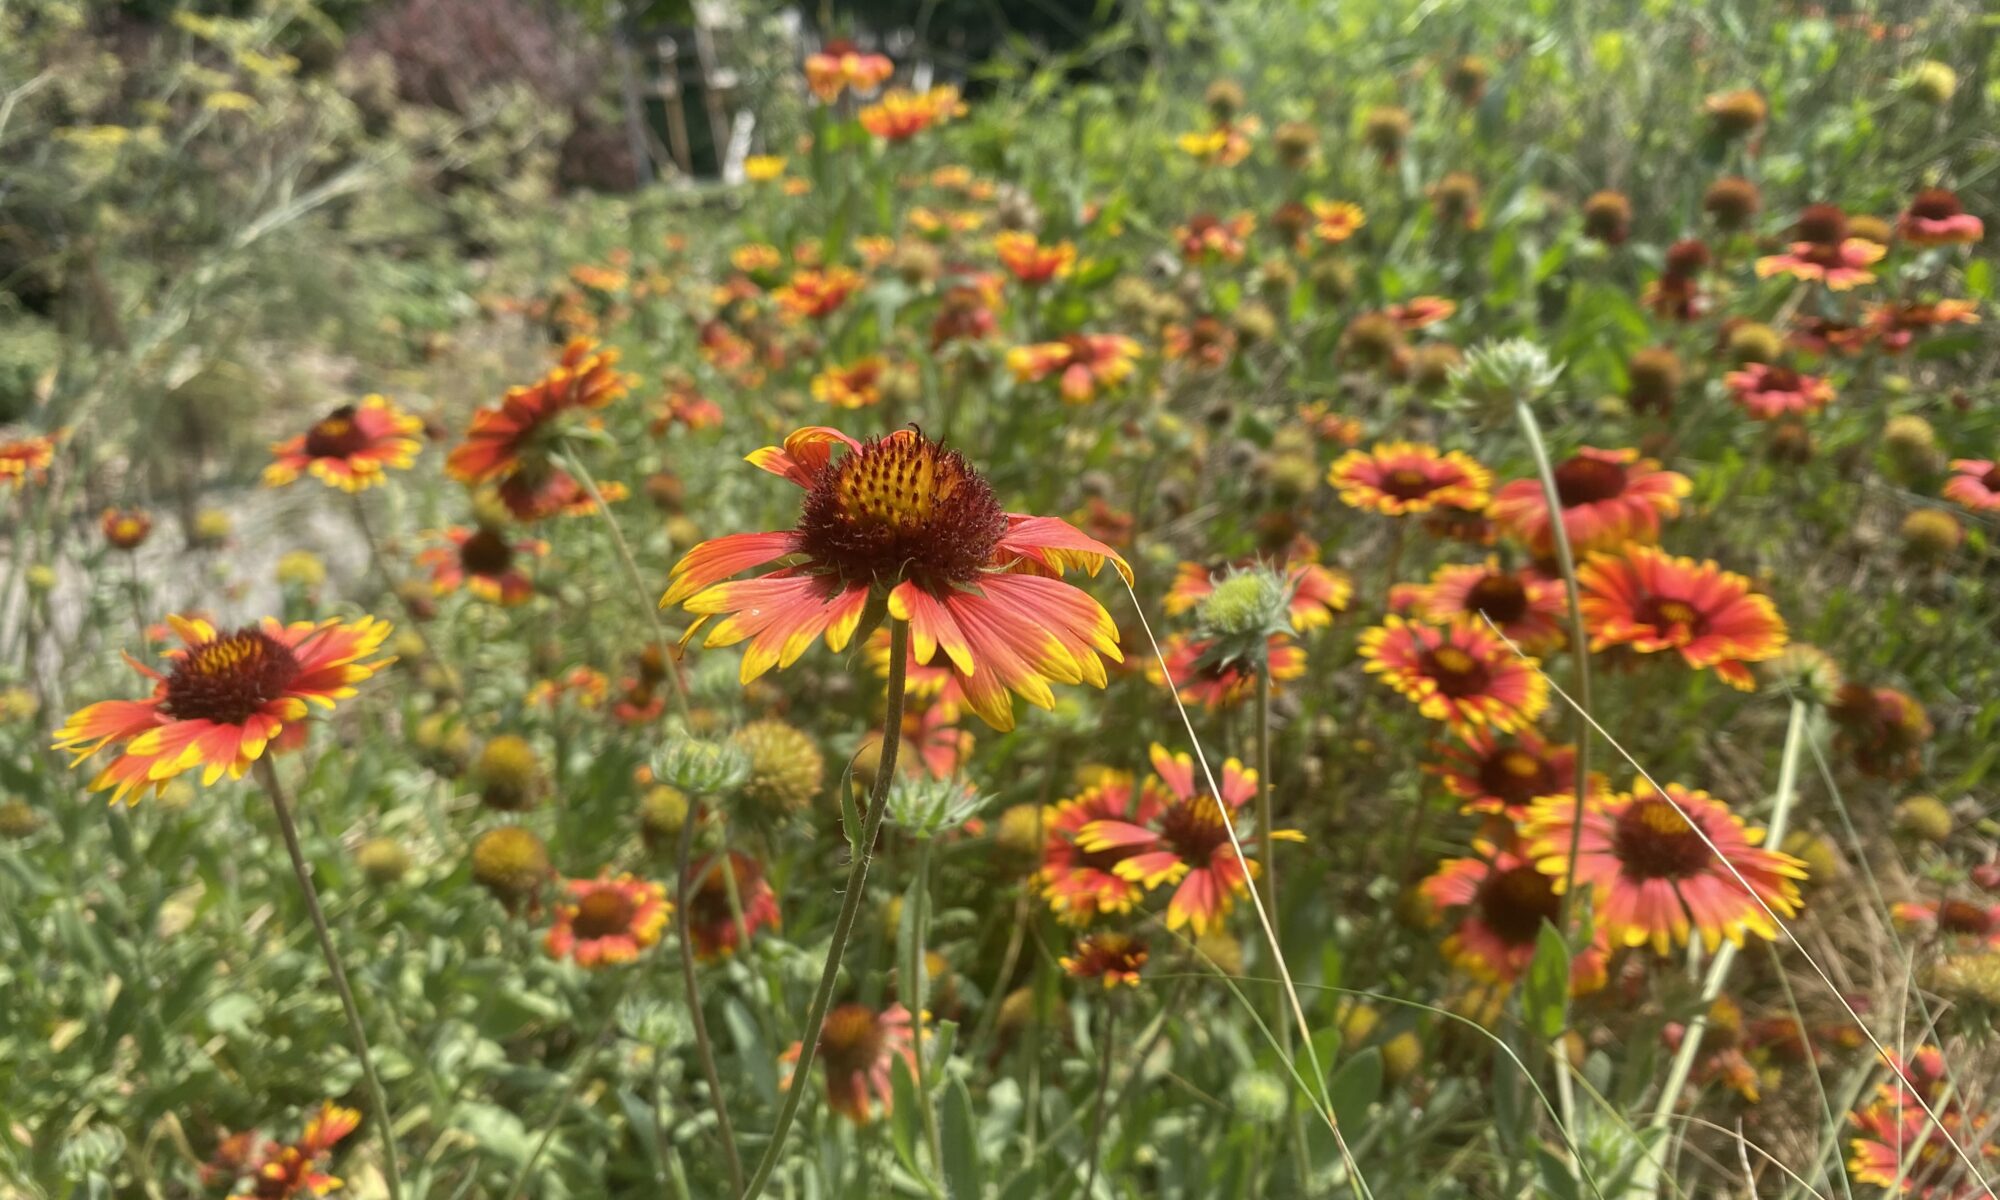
[4,0,2000,1196]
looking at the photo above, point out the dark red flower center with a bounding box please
[1477,747,1559,810]
[459,527,516,577]
[1464,572,1529,624]
[1936,899,1993,936]
[819,1003,887,1076]
[1612,797,1713,880]
[1754,366,1801,393]
[1909,189,1964,221]
[163,627,302,725]
[1476,863,1561,945]
[1636,594,1704,636]
[304,406,372,459]
[1071,932,1146,979]
[1159,797,1231,864]
[1980,466,2000,492]
[1795,204,1847,245]
[572,887,638,939]
[1553,456,1628,506]
[796,432,1007,589]
[1422,644,1492,698]
[1381,466,1442,500]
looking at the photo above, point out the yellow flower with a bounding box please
[744,155,787,181]
[204,91,258,113]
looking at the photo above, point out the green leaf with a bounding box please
[1531,1142,1582,1200]
[942,1077,983,1199]
[887,1052,924,1177]
[1966,257,1992,300]
[1523,920,1570,1040]
[1325,1046,1381,1130]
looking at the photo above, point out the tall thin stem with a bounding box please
[348,494,459,702]
[561,445,695,727]
[1082,1003,1116,1198]
[1647,699,1812,1136]
[739,618,910,1199]
[254,760,404,1200]
[1256,662,1311,1194]
[1512,399,1594,931]
[676,805,745,1196]
[907,836,946,1176]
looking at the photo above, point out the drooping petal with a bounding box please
[662,531,798,607]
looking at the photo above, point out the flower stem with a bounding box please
[906,836,946,1177]
[254,759,404,1200]
[676,804,746,1196]
[1082,1002,1117,1197]
[1646,698,1811,1137]
[561,444,695,728]
[1256,662,1311,1195]
[738,618,910,1199]
[347,494,455,700]
[1512,398,1594,933]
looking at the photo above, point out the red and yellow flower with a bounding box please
[783,1003,916,1124]
[1407,559,1567,652]
[993,231,1076,286]
[1522,782,1806,954]
[804,39,893,103]
[1005,334,1142,403]
[445,338,629,520]
[1359,617,1549,734]
[1383,296,1456,329]
[810,357,888,409]
[1149,632,1306,711]
[1865,299,1978,352]
[859,86,964,141]
[1891,897,2000,949]
[1576,545,1787,690]
[1724,363,1835,421]
[1174,212,1255,262]
[1488,446,1690,555]
[1166,559,1351,632]
[1310,200,1366,243]
[545,873,671,967]
[1075,745,1282,935]
[55,614,393,804]
[101,507,153,550]
[1062,931,1148,988]
[1898,188,1984,246]
[774,267,865,320]
[416,525,547,606]
[1039,771,1161,923]
[1430,726,1582,818]
[681,851,782,960]
[662,427,1130,731]
[1420,844,1606,991]
[0,429,61,488]
[1756,237,1884,290]
[218,1101,360,1200]
[264,396,424,492]
[1328,442,1492,517]
[1176,121,1255,166]
[1943,459,2000,512]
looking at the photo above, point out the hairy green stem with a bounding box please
[1256,662,1311,1193]
[739,618,909,1199]
[254,760,404,1200]
[906,837,946,1179]
[675,803,745,1195]
[1512,399,1594,932]
[561,444,695,728]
